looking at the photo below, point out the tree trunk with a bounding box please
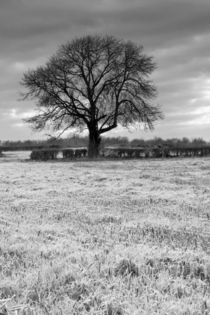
[88,128,101,158]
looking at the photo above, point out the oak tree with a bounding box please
[21,35,162,157]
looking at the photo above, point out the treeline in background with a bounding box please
[0,136,209,151]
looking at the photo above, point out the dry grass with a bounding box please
[0,155,210,314]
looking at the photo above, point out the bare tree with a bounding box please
[21,34,162,158]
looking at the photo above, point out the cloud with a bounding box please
[6,108,35,120]
[0,0,210,140]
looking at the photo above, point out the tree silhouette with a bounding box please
[21,34,162,157]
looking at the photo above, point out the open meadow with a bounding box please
[0,155,210,314]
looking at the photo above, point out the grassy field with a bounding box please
[0,155,210,314]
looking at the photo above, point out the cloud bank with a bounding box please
[0,0,210,140]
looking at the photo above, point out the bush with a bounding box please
[62,148,74,159]
[30,149,58,161]
[62,147,87,159]
[74,148,87,158]
[101,147,146,158]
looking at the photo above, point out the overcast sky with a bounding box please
[0,0,210,141]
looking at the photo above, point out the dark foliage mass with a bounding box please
[21,34,162,157]
[0,136,209,151]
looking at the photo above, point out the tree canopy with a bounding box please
[21,34,162,157]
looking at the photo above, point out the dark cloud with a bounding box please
[0,0,210,140]
[93,0,210,48]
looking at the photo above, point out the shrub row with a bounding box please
[101,146,210,158]
[30,148,88,161]
[30,149,59,161]
[101,147,164,158]
[101,147,149,158]
[62,148,87,159]
[30,145,210,160]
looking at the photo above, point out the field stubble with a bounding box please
[0,156,210,314]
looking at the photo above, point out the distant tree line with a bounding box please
[129,137,209,148]
[0,136,209,151]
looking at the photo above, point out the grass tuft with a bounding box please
[115,259,139,277]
